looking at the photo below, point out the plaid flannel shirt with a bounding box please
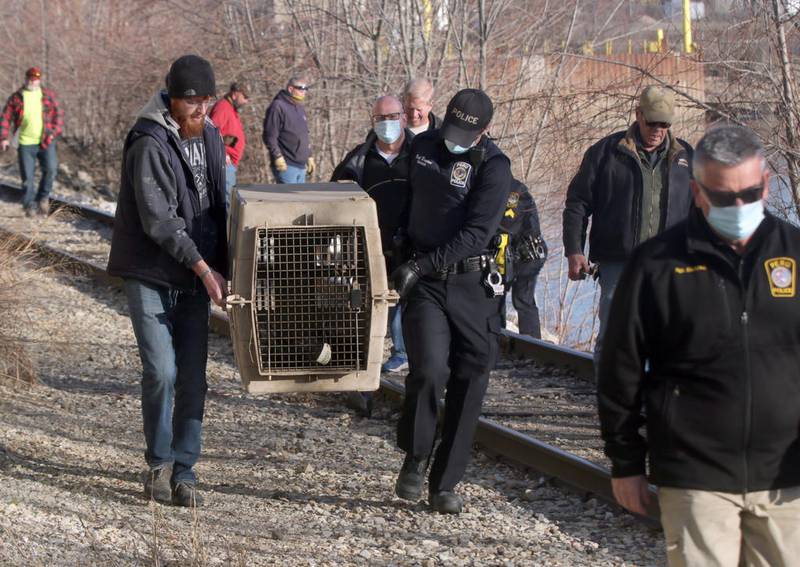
[0,87,63,148]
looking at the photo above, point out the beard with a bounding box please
[170,100,205,139]
[175,115,205,139]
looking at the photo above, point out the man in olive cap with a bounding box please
[562,85,694,372]
[108,54,228,508]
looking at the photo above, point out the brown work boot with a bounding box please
[143,465,172,504]
[24,204,36,217]
[37,200,50,216]
[172,482,204,508]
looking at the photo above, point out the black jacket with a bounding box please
[406,130,512,275]
[262,90,310,166]
[598,207,800,493]
[330,130,412,256]
[563,125,693,262]
[108,91,228,291]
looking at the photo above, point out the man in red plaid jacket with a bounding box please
[0,67,63,216]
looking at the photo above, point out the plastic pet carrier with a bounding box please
[226,182,396,394]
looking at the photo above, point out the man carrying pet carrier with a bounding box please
[108,54,228,508]
[391,88,512,514]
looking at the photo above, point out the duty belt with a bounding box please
[427,255,492,280]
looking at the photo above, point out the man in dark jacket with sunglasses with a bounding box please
[598,125,800,567]
[562,85,693,370]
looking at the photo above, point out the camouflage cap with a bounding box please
[639,85,674,124]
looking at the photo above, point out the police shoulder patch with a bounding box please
[450,161,472,188]
[764,257,796,297]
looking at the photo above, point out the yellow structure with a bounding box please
[683,0,693,53]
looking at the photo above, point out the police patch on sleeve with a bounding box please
[764,257,796,297]
[450,162,472,188]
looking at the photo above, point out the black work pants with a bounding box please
[397,271,502,493]
[503,259,544,338]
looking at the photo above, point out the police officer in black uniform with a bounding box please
[391,89,512,514]
[499,179,547,338]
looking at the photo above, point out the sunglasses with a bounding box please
[372,112,402,122]
[645,120,671,129]
[696,180,764,207]
[291,84,309,91]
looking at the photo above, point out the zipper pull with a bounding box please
[741,311,748,325]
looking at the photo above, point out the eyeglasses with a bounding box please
[372,112,402,122]
[645,120,671,129]
[696,179,764,207]
[291,84,309,91]
[183,96,215,109]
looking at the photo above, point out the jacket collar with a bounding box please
[618,123,683,163]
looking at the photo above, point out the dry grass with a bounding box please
[0,233,40,386]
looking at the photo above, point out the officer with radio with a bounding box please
[497,179,547,338]
[390,89,512,514]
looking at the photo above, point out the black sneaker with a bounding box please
[429,491,463,514]
[394,454,429,501]
[172,482,204,508]
[143,466,172,503]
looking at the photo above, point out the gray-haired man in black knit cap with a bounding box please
[108,54,228,507]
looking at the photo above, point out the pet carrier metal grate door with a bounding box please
[253,226,371,373]
[226,182,396,394]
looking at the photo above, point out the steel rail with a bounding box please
[0,181,660,523]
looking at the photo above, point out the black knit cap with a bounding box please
[166,55,216,98]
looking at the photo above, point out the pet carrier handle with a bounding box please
[374,290,400,306]
[225,294,251,308]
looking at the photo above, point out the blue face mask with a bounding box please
[374,120,402,144]
[706,200,765,241]
[444,139,473,154]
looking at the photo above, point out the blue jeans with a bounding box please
[389,305,407,359]
[225,163,237,211]
[594,261,627,369]
[124,278,210,484]
[18,142,57,207]
[271,163,306,184]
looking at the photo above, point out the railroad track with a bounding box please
[0,181,659,523]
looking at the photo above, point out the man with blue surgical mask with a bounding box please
[390,88,512,514]
[598,125,800,567]
[331,96,413,408]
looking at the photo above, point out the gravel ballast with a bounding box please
[0,189,665,566]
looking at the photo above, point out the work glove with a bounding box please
[273,155,288,172]
[306,156,316,175]
[391,260,422,298]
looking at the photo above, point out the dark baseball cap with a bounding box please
[26,67,42,79]
[440,88,494,146]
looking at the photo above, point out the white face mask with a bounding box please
[706,200,765,241]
